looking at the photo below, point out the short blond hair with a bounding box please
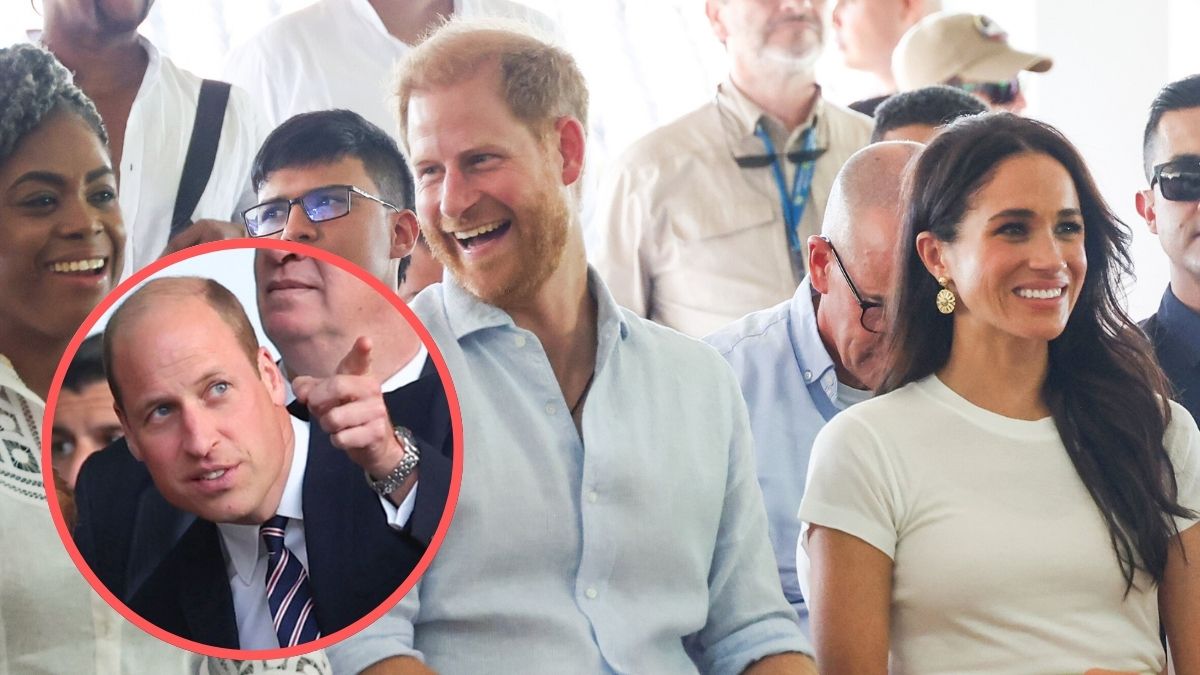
[394,17,588,150]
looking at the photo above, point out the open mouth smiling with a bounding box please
[47,257,107,276]
[453,220,511,249]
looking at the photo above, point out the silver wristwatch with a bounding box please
[367,425,421,497]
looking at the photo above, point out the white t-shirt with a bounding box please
[798,374,1200,675]
[222,0,558,138]
[119,38,266,278]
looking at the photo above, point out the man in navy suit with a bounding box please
[73,276,450,649]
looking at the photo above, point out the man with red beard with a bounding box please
[324,17,814,675]
[40,0,265,277]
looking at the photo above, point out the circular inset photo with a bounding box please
[43,239,462,659]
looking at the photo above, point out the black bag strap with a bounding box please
[170,79,232,239]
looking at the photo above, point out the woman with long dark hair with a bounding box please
[799,113,1199,673]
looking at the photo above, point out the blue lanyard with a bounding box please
[754,121,818,253]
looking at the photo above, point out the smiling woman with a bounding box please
[799,112,1200,674]
[0,43,197,672]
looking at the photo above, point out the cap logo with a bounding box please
[973,15,1008,42]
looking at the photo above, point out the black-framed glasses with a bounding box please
[242,184,400,237]
[954,78,1020,105]
[1151,159,1200,202]
[821,236,884,333]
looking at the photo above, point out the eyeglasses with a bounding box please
[955,78,1020,106]
[1151,159,1200,202]
[242,184,400,237]
[821,236,885,333]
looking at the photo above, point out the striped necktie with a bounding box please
[259,515,321,646]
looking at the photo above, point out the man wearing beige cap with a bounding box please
[892,12,1052,114]
[592,0,873,338]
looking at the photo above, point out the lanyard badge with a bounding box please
[750,120,825,254]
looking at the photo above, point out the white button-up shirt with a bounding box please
[222,0,558,139]
[590,80,872,337]
[118,38,267,278]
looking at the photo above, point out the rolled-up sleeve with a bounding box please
[326,581,424,674]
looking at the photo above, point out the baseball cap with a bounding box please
[892,12,1053,91]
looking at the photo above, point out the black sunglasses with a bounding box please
[956,78,1020,106]
[1151,159,1200,202]
[820,236,884,334]
[243,184,399,237]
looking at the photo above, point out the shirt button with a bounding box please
[803,370,813,382]
[514,334,527,348]
[585,587,598,599]
[545,402,556,415]
[587,491,598,503]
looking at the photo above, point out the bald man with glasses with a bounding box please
[705,141,920,645]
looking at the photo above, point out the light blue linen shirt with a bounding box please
[705,277,864,642]
[328,268,805,674]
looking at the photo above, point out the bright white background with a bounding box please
[6,0,1199,319]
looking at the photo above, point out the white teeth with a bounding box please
[453,222,504,240]
[1016,287,1063,300]
[202,469,226,480]
[51,258,104,273]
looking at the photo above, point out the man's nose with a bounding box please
[179,405,219,458]
[439,167,479,220]
[280,202,319,242]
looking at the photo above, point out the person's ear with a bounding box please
[257,347,286,406]
[1136,189,1159,235]
[390,210,420,259]
[705,0,729,43]
[915,231,949,279]
[808,235,834,294]
[553,117,586,188]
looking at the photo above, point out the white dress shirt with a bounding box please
[118,37,268,278]
[222,0,557,139]
[590,80,872,337]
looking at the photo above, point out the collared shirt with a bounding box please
[704,278,866,643]
[118,37,266,278]
[217,415,311,650]
[222,0,558,138]
[590,80,872,337]
[0,357,199,673]
[1145,285,1200,422]
[327,269,805,674]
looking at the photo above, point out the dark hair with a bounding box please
[1142,74,1200,181]
[105,277,260,409]
[884,112,1195,589]
[871,85,987,143]
[0,44,107,163]
[251,109,416,281]
[64,333,107,393]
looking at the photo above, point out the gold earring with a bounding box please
[935,277,956,315]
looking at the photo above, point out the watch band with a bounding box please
[367,426,421,497]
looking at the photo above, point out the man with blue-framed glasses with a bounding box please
[246,109,420,291]
[1138,74,1200,423]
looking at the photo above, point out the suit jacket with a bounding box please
[73,362,454,648]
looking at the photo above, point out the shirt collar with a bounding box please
[217,414,309,585]
[441,267,631,344]
[716,78,825,147]
[787,276,839,395]
[1157,285,1200,366]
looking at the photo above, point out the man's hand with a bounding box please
[161,218,246,256]
[292,337,412,495]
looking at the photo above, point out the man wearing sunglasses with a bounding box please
[892,12,1052,115]
[705,141,920,642]
[1138,74,1200,422]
